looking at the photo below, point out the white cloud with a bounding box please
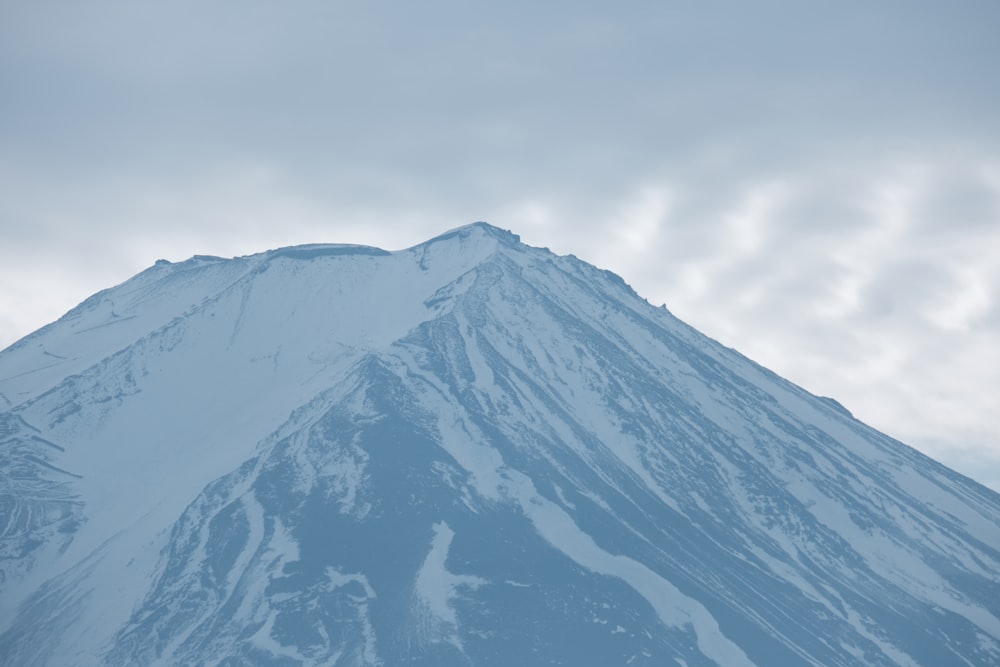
[1,2,998,491]
[533,155,1000,491]
[4,159,998,494]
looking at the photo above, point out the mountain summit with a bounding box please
[2,222,999,666]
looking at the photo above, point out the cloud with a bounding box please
[519,153,1000,490]
[1,2,998,489]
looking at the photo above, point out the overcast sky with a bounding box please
[2,1,998,490]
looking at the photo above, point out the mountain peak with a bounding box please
[419,220,521,248]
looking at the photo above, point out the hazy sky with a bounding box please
[2,1,998,489]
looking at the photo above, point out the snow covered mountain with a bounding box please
[1,222,998,666]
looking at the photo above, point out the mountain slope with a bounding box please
[1,222,998,666]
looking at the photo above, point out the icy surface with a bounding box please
[1,221,999,666]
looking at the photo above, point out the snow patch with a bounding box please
[413,521,485,642]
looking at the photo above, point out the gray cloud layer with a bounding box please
[1,1,998,488]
